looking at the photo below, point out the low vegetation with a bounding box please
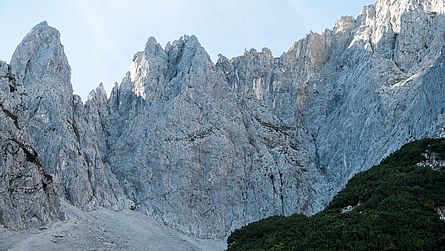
[227,138,445,251]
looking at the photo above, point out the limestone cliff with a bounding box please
[10,21,129,211]
[1,0,445,240]
[0,60,62,229]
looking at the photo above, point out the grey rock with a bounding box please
[10,21,129,210]
[2,0,445,241]
[0,60,63,230]
[103,0,445,239]
[438,206,445,221]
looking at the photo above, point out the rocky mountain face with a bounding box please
[9,22,129,211]
[1,0,445,240]
[0,60,62,230]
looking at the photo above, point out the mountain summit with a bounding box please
[0,0,445,244]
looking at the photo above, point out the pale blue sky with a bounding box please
[0,0,373,99]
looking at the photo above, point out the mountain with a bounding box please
[0,0,444,242]
[0,60,62,230]
[227,138,445,250]
[9,21,129,211]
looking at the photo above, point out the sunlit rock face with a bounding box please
[106,36,325,238]
[2,0,445,239]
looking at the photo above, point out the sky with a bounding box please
[0,0,373,99]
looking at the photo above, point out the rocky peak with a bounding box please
[215,54,231,71]
[10,21,72,96]
[144,36,164,55]
[86,83,107,104]
[164,35,213,75]
[129,37,166,99]
[333,16,356,34]
[8,21,74,150]
[242,48,274,62]
[8,21,75,149]
[373,0,445,32]
[8,22,75,154]
[125,34,213,104]
[346,0,445,74]
[6,22,130,211]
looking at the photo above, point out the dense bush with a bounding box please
[227,138,445,251]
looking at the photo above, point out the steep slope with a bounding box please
[2,0,445,241]
[227,138,445,251]
[102,0,445,238]
[0,61,62,230]
[0,201,225,251]
[10,21,129,210]
[105,35,324,239]
[308,0,445,194]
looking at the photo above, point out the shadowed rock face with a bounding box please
[10,21,129,211]
[2,0,445,239]
[0,60,63,229]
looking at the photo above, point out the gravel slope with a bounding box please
[0,202,225,251]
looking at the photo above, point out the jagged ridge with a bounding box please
[1,0,445,241]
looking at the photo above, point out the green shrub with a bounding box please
[227,138,445,251]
